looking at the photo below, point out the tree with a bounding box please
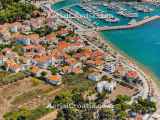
[99,108,114,120]
[0,0,37,23]
[116,111,127,120]
[3,108,31,120]
[130,97,157,114]
[114,95,131,104]
[52,91,73,105]
[49,66,59,75]
[40,71,47,78]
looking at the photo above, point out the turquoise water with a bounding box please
[52,1,160,79]
[101,20,160,79]
[51,0,80,10]
[52,1,160,26]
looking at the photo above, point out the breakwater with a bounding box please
[97,16,160,31]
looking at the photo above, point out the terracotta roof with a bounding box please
[34,55,51,63]
[127,71,138,79]
[15,34,26,39]
[48,75,61,81]
[92,50,104,57]
[86,59,104,66]
[65,36,80,41]
[58,41,70,50]
[27,34,39,41]
[31,66,40,73]
[23,45,44,50]
[5,60,20,70]
[57,28,69,35]
[82,48,93,58]
[46,33,56,41]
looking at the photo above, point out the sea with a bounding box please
[52,0,160,79]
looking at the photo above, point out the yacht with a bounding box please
[117,10,138,18]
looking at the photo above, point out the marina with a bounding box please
[52,1,160,29]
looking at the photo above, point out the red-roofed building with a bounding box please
[23,45,45,54]
[5,60,21,73]
[45,32,58,44]
[16,34,31,45]
[47,74,62,85]
[125,70,139,83]
[32,55,55,69]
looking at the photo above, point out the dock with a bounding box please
[96,16,160,31]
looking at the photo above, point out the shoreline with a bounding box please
[98,31,160,114]
[100,32,160,84]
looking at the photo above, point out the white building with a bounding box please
[96,80,117,93]
[87,72,103,81]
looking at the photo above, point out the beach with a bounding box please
[98,31,160,117]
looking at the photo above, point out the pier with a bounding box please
[96,16,160,31]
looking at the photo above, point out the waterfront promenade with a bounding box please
[96,16,160,31]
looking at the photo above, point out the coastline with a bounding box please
[100,32,160,83]
[99,32,160,114]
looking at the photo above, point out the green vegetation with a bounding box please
[131,97,157,114]
[0,72,26,85]
[33,25,53,37]
[49,66,59,75]
[99,108,114,120]
[0,0,37,23]
[31,77,43,86]
[0,44,12,51]
[40,71,47,78]
[12,44,23,56]
[3,106,52,120]
[62,73,95,92]
[52,90,73,105]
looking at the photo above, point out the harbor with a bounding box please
[51,1,160,30]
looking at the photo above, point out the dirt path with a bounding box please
[38,110,58,120]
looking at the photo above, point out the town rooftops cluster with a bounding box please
[0,15,140,87]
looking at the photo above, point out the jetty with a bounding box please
[63,9,94,27]
[96,16,160,31]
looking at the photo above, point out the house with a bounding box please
[30,17,45,30]
[91,50,105,58]
[57,28,70,37]
[16,34,31,45]
[66,42,84,53]
[5,60,21,73]
[47,74,62,85]
[65,35,81,43]
[22,45,45,54]
[30,66,41,77]
[125,70,139,83]
[45,32,58,44]
[86,59,104,68]
[27,34,40,45]
[32,55,55,69]
[87,72,103,81]
[58,41,84,53]
[103,63,116,74]
[9,22,21,33]
[0,53,6,66]
[96,80,117,93]
[0,26,11,42]
[1,48,12,55]
[2,49,19,60]
[20,24,31,33]
[46,17,56,28]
